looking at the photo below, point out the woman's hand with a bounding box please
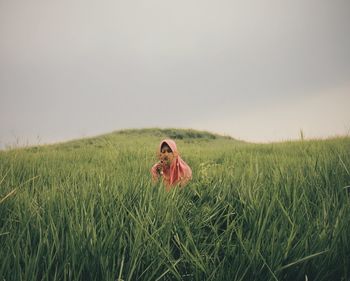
[154,161,163,175]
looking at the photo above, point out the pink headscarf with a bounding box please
[151,139,192,191]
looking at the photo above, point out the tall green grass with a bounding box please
[1,129,349,280]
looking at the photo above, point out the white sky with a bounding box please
[1,0,350,148]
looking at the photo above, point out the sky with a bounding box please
[1,0,350,148]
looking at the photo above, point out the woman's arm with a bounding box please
[151,162,162,182]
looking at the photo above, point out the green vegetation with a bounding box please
[1,129,349,281]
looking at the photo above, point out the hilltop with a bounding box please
[5,128,239,151]
[110,128,234,140]
[3,128,349,152]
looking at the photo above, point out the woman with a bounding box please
[151,139,192,191]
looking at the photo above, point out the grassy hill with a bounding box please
[0,129,349,281]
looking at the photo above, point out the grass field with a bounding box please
[0,128,349,281]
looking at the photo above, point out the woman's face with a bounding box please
[160,143,174,166]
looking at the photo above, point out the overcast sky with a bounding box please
[1,0,349,148]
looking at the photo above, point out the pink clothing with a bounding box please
[151,139,192,191]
